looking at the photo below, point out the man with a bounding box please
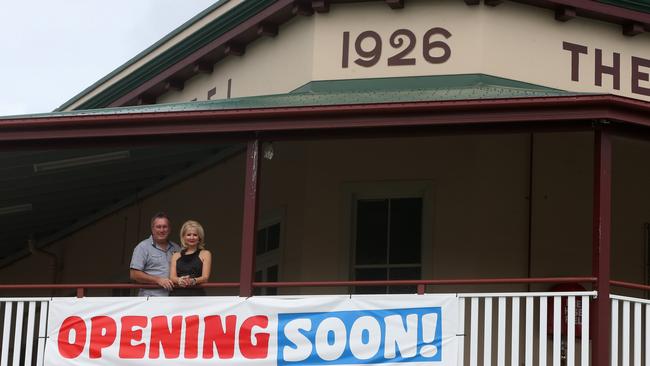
[130,212,180,296]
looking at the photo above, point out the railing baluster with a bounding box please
[24,302,35,366]
[553,296,561,366]
[525,297,533,366]
[471,297,479,366]
[567,296,575,366]
[611,299,619,366]
[497,297,506,366]
[622,300,630,366]
[12,302,24,366]
[633,302,640,366]
[36,301,48,366]
[646,304,650,366]
[539,297,547,366]
[511,297,520,366]
[484,298,493,366]
[1,302,13,366]
[581,296,589,366]
[458,297,466,366]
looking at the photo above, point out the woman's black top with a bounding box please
[171,249,206,296]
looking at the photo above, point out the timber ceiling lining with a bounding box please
[0,144,236,266]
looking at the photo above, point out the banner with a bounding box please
[45,294,459,365]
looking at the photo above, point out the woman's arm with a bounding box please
[194,250,212,285]
[169,252,185,287]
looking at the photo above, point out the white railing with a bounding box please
[1,293,599,366]
[458,291,596,366]
[0,298,49,366]
[611,294,650,366]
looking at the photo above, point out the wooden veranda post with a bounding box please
[592,128,611,366]
[240,139,260,297]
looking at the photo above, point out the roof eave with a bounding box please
[4,95,650,147]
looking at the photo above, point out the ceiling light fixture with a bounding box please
[33,150,130,173]
[0,203,32,216]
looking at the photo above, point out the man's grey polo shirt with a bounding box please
[130,236,180,297]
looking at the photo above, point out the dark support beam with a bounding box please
[225,43,246,57]
[464,0,480,4]
[312,0,329,13]
[164,79,184,92]
[239,139,260,297]
[385,0,404,9]
[555,6,576,22]
[623,22,644,36]
[193,61,213,74]
[292,2,314,16]
[136,94,156,105]
[257,23,279,37]
[592,128,612,366]
[484,0,502,6]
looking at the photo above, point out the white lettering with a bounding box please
[420,313,438,357]
[283,319,312,362]
[315,318,346,361]
[384,314,418,359]
[349,316,381,360]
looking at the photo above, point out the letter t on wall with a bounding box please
[563,41,588,82]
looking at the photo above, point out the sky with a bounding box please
[0,0,216,116]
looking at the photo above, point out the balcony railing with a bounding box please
[0,277,603,366]
[0,298,48,366]
[459,291,595,366]
[610,294,650,366]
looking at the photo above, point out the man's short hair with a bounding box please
[150,212,170,227]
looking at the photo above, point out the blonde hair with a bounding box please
[179,220,205,249]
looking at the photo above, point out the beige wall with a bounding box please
[157,16,315,104]
[315,0,650,101]
[159,0,650,106]
[73,0,650,110]
[8,132,650,295]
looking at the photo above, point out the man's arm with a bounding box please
[129,269,174,291]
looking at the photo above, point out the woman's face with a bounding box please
[184,227,200,248]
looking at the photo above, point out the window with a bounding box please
[255,222,281,295]
[354,197,422,294]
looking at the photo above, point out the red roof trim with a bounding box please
[2,95,650,143]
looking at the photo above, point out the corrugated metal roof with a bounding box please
[4,74,589,120]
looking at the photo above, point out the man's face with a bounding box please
[151,218,170,244]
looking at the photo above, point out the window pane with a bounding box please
[355,199,388,265]
[267,223,281,251]
[388,267,420,294]
[355,268,387,294]
[254,270,263,296]
[255,228,267,255]
[267,265,278,295]
[267,265,278,282]
[389,198,422,264]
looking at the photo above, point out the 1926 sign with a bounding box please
[341,28,452,68]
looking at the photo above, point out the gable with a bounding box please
[60,0,650,111]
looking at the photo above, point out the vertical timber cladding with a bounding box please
[313,1,650,101]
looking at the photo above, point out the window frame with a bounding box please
[340,180,434,286]
[255,207,286,295]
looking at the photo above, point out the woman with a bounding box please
[170,220,212,296]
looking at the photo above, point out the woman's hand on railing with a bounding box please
[176,276,191,288]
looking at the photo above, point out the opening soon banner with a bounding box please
[45,294,459,366]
